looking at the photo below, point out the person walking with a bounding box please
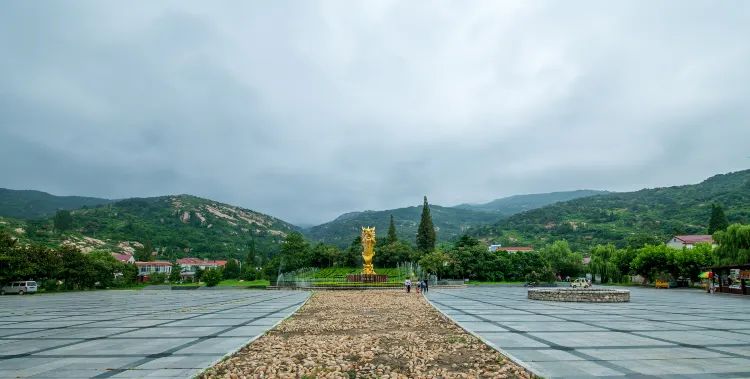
[415,278,421,294]
[420,279,426,294]
[405,277,411,293]
[423,278,429,293]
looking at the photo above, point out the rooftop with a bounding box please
[674,235,714,244]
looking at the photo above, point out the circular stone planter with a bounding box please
[528,288,630,302]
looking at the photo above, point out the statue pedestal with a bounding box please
[347,274,389,283]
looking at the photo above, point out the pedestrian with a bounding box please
[416,278,421,294]
[420,279,426,294]
[405,277,411,293]
[423,278,428,293]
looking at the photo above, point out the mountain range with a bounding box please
[470,169,750,252]
[2,169,748,257]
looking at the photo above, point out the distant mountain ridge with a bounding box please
[0,194,298,260]
[303,203,504,249]
[470,169,750,252]
[0,188,114,219]
[455,190,611,214]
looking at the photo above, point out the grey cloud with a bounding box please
[1,1,749,225]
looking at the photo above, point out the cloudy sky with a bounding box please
[1,1,749,225]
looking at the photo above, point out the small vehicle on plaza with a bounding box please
[571,278,591,288]
[1,281,38,295]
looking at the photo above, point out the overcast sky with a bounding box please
[1,1,749,225]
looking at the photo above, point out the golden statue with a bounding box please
[361,226,376,275]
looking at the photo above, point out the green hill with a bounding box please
[455,190,610,214]
[1,195,298,260]
[471,169,750,252]
[304,204,504,249]
[0,188,114,219]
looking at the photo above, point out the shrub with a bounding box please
[147,272,166,284]
[202,268,223,287]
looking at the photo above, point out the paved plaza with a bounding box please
[428,286,750,379]
[0,290,310,378]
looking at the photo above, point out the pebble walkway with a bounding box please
[198,291,533,379]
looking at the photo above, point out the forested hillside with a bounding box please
[1,195,298,261]
[304,203,503,249]
[0,188,113,219]
[455,190,610,214]
[472,170,750,252]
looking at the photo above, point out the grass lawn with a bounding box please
[171,279,269,287]
[216,279,269,287]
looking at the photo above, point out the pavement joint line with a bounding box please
[0,291,303,361]
[430,288,750,378]
[90,292,309,379]
[0,292,289,339]
[429,295,646,378]
[435,289,750,361]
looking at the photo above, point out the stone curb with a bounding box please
[423,294,543,379]
[192,290,313,379]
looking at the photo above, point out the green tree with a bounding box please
[712,223,750,265]
[419,250,449,277]
[88,250,121,288]
[135,240,154,262]
[54,210,73,233]
[147,272,166,284]
[245,238,257,267]
[279,232,310,271]
[375,241,413,267]
[223,259,240,279]
[674,243,711,283]
[121,263,138,285]
[387,215,398,244]
[311,242,337,268]
[202,268,223,287]
[416,196,436,254]
[338,236,362,268]
[708,204,729,235]
[589,244,620,283]
[630,244,678,282]
[537,240,583,278]
[194,266,204,281]
[169,262,182,283]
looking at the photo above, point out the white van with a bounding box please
[1,281,38,295]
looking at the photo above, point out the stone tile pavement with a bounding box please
[0,290,310,378]
[427,286,750,379]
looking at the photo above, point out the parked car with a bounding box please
[571,278,590,288]
[1,281,38,295]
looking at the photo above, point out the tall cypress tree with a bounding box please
[387,215,398,245]
[708,204,729,235]
[416,196,436,254]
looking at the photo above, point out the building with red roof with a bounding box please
[112,253,135,264]
[667,235,716,249]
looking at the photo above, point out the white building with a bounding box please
[489,245,534,253]
[176,258,228,278]
[666,235,716,249]
[135,261,172,281]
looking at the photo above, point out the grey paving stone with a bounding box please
[0,290,310,378]
[428,286,750,378]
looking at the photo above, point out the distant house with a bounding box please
[112,253,135,264]
[489,245,534,253]
[135,261,172,281]
[666,235,716,249]
[582,257,592,265]
[177,258,228,279]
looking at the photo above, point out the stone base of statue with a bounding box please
[347,274,389,283]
